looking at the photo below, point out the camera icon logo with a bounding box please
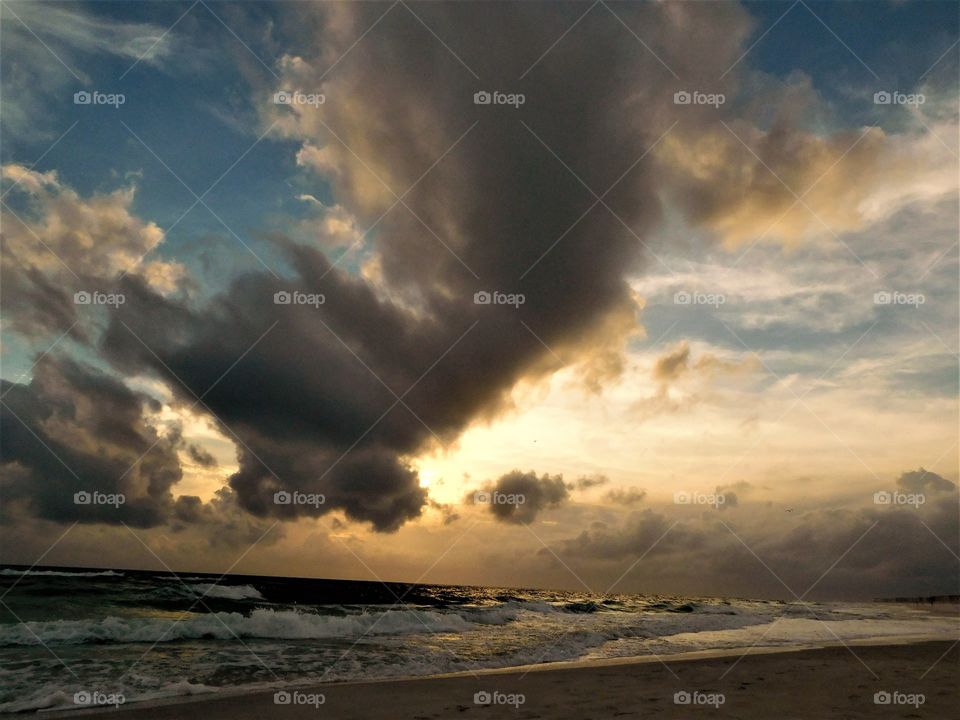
[274,691,292,705]
[873,291,892,305]
[873,491,892,505]
[474,491,491,504]
[673,91,691,105]
[274,291,292,305]
[274,91,293,105]
[873,691,891,705]
[473,291,492,305]
[74,491,92,505]
[673,291,691,305]
[74,91,92,105]
[673,691,691,704]
[873,91,892,105]
[474,691,492,705]
[274,490,292,505]
[474,91,491,105]
[673,491,691,505]
[74,291,91,305]
[73,691,92,705]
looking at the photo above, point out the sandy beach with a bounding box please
[59,640,958,720]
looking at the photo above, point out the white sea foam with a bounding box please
[0,687,75,713]
[0,680,217,713]
[1,594,956,716]
[188,583,265,600]
[0,601,564,647]
[0,608,477,646]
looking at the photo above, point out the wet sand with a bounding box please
[59,640,959,719]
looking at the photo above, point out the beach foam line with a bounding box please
[421,631,959,679]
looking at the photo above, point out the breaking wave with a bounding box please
[188,583,264,601]
[0,608,489,646]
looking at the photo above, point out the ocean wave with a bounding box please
[561,601,602,613]
[0,603,954,714]
[0,569,123,578]
[0,608,480,646]
[188,583,265,601]
[463,598,578,623]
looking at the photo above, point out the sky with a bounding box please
[0,0,957,601]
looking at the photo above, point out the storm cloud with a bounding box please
[468,470,570,524]
[605,487,647,506]
[0,355,181,527]
[91,3,755,532]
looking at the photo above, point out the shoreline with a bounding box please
[48,636,960,719]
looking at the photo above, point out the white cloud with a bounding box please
[2,164,175,282]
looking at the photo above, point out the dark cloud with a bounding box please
[0,355,180,527]
[605,487,647,506]
[171,488,281,548]
[895,468,956,495]
[570,474,610,491]
[93,3,754,532]
[715,481,752,509]
[186,443,217,467]
[652,342,756,385]
[428,499,460,526]
[468,470,569,524]
[555,508,704,561]
[0,262,88,342]
[633,343,757,422]
[653,342,691,382]
[548,471,959,599]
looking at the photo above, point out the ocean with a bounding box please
[0,565,955,713]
